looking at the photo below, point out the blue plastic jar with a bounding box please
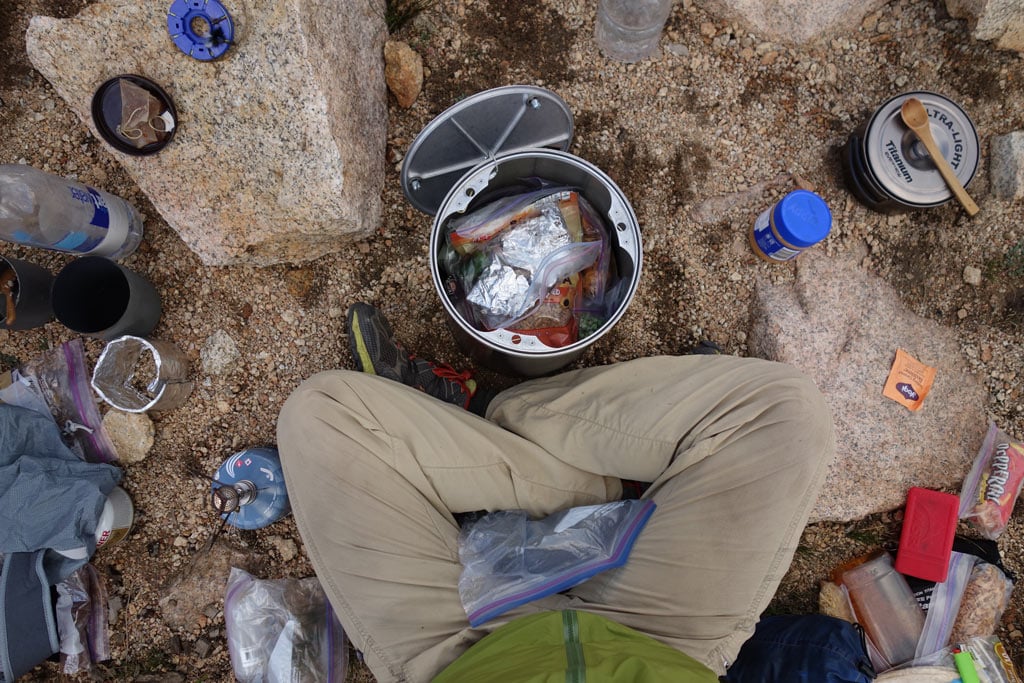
[749,189,832,262]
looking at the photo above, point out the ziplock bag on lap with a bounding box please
[457,499,656,627]
[225,568,348,683]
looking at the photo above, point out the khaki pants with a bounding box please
[276,355,835,683]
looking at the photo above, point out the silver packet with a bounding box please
[498,206,570,276]
[466,259,530,321]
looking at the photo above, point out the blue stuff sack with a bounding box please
[723,614,876,683]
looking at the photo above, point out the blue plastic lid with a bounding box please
[167,0,234,61]
[772,190,832,248]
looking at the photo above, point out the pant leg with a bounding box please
[486,355,836,674]
[276,370,622,683]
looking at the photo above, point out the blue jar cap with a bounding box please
[772,190,832,248]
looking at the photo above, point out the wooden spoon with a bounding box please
[899,97,979,217]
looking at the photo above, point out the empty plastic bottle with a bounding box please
[0,164,144,259]
[595,0,674,62]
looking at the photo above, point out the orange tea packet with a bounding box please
[883,348,936,411]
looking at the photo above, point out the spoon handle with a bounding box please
[917,129,980,216]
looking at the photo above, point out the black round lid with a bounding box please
[91,74,178,156]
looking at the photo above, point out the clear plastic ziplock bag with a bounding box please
[224,568,348,683]
[457,499,656,627]
[17,339,119,463]
[55,563,110,674]
[959,422,1024,540]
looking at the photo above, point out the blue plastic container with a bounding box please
[749,189,832,262]
[212,447,291,530]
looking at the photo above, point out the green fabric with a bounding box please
[433,610,719,682]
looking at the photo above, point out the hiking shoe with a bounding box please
[688,340,723,355]
[346,302,480,409]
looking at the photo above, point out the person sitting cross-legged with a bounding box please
[276,302,835,683]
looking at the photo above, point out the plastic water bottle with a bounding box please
[594,0,674,62]
[0,164,144,259]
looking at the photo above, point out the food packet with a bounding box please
[959,422,1024,540]
[882,348,937,411]
[447,188,572,255]
[509,276,582,348]
[949,562,1014,644]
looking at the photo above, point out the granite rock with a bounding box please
[702,0,889,44]
[750,251,988,522]
[991,131,1024,200]
[946,0,1024,52]
[158,539,261,630]
[102,409,155,463]
[385,40,424,109]
[26,0,387,266]
[201,329,241,376]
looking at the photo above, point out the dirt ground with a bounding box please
[2,0,1024,680]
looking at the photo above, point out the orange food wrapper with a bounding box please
[883,348,936,411]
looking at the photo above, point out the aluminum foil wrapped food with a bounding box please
[446,186,613,345]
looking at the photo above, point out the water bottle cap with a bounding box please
[772,190,832,248]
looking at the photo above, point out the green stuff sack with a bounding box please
[434,610,718,683]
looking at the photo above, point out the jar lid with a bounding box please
[863,91,979,208]
[772,190,832,248]
[400,85,574,215]
[91,75,177,156]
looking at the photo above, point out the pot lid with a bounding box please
[400,85,574,215]
[863,91,979,207]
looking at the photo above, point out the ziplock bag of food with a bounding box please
[457,499,656,627]
[444,187,618,347]
[959,422,1024,540]
[224,568,348,683]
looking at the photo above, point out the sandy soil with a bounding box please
[2,0,1023,680]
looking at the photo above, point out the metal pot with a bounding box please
[842,91,979,213]
[402,86,642,376]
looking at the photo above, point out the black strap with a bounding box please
[0,551,58,680]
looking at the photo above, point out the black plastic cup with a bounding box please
[51,256,161,340]
[0,256,54,331]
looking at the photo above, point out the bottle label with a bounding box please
[67,184,132,256]
[752,207,801,261]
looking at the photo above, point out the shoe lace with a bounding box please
[427,362,474,387]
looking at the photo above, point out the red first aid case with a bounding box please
[894,487,959,582]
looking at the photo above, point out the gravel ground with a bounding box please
[2,0,1024,680]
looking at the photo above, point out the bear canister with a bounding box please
[749,189,832,262]
[842,91,979,213]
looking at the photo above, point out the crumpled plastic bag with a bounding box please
[457,499,656,627]
[224,568,348,683]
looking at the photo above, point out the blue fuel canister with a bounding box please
[211,447,290,530]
